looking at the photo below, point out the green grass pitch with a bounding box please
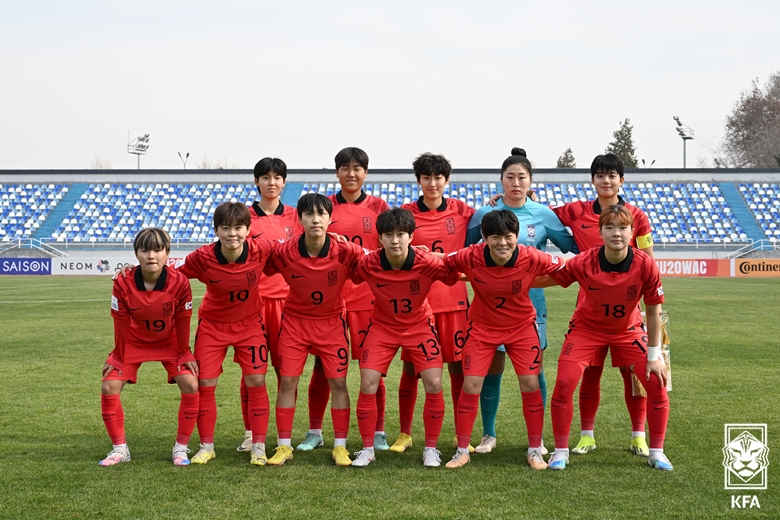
[0,276,778,519]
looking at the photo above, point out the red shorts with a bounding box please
[560,325,648,368]
[233,297,284,368]
[461,321,541,377]
[359,317,443,376]
[276,313,350,379]
[103,356,193,385]
[346,309,372,360]
[195,313,268,379]
[401,310,468,364]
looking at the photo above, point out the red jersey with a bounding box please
[552,196,654,251]
[249,201,303,300]
[110,265,192,356]
[175,238,275,323]
[444,243,564,330]
[401,197,474,313]
[351,246,459,328]
[328,191,389,311]
[265,234,366,319]
[551,246,664,333]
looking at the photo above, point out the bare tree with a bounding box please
[91,156,112,169]
[197,156,242,169]
[722,72,780,168]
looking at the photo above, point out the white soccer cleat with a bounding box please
[237,430,252,452]
[99,445,131,466]
[648,452,674,471]
[474,435,497,454]
[351,448,376,467]
[422,448,442,467]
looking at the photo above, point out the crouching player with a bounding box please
[176,202,276,466]
[546,205,671,471]
[263,194,367,467]
[350,208,460,467]
[100,228,199,466]
[443,210,565,470]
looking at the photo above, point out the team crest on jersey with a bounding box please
[626,285,637,300]
[162,302,173,317]
[361,349,370,363]
[527,225,536,239]
[446,217,456,235]
[285,227,293,240]
[563,342,574,356]
[463,354,471,370]
[410,280,420,295]
[328,270,338,286]
[246,271,257,286]
[512,280,522,294]
[363,217,372,231]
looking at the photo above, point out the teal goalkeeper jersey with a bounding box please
[466,199,576,327]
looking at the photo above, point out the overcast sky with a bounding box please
[1,1,777,171]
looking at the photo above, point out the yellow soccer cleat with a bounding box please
[630,436,649,457]
[389,433,413,453]
[571,435,596,454]
[191,444,216,465]
[250,443,267,466]
[267,445,294,466]
[332,446,352,466]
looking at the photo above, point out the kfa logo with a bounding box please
[363,217,372,231]
[626,285,637,300]
[328,270,338,286]
[410,280,420,295]
[527,225,536,239]
[512,280,522,294]
[285,227,293,240]
[246,271,257,286]
[723,424,769,490]
[162,302,173,317]
[445,217,456,235]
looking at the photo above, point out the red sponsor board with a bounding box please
[655,259,729,277]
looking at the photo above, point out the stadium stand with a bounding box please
[0,180,775,245]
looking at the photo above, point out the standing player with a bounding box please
[443,210,565,470]
[551,154,655,457]
[100,228,199,467]
[467,148,576,454]
[296,147,391,453]
[350,208,460,467]
[393,153,474,453]
[263,194,367,467]
[176,202,276,466]
[236,157,303,453]
[546,205,671,471]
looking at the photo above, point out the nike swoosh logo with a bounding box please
[581,224,592,228]
[654,405,666,410]
[530,409,542,413]
[128,307,141,311]
[472,277,487,284]
[252,233,264,239]
[426,357,436,361]
[587,286,601,291]
[291,274,304,278]
[337,367,347,373]
[376,283,389,287]
[209,279,222,283]
[253,365,265,369]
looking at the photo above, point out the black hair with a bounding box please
[335,147,369,170]
[133,227,171,253]
[500,147,533,179]
[254,157,288,181]
[412,153,452,181]
[481,209,520,237]
[590,153,624,178]
[213,202,251,229]
[296,193,333,218]
[376,208,416,235]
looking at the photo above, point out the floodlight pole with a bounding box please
[178,152,190,170]
[127,133,151,170]
[673,116,694,168]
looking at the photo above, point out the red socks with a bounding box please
[101,394,125,445]
[632,362,669,449]
[621,369,647,432]
[239,379,250,431]
[375,378,386,432]
[398,370,418,435]
[247,385,269,443]
[356,392,377,448]
[197,385,217,444]
[455,391,479,450]
[522,390,544,448]
[332,408,350,440]
[276,407,295,440]
[551,361,586,449]
[423,391,445,448]
[176,392,199,445]
[307,368,330,431]
[578,365,603,431]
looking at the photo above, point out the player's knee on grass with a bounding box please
[420,368,442,393]
[517,374,539,393]
[462,375,484,395]
[244,373,266,387]
[174,374,198,394]
[359,369,382,394]
[101,380,124,396]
